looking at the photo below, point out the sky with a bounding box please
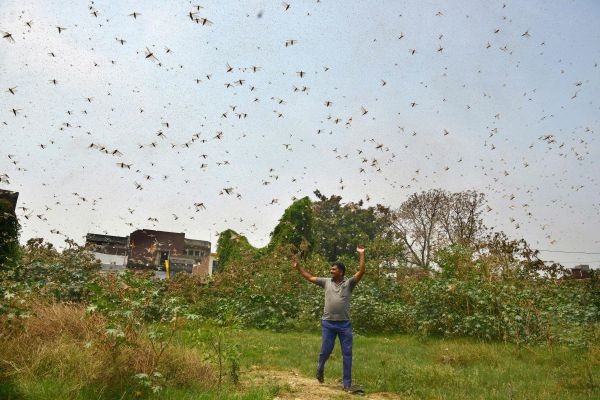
[1,0,599,267]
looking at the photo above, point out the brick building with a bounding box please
[85,233,128,272]
[85,229,213,278]
[570,264,591,279]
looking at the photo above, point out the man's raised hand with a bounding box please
[354,245,366,283]
[292,255,317,284]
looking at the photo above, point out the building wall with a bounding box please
[170,256,195,274]
[571,265,591,279]
[85,233,128,255]
[85,229,212,277]
[185,238,211,277]
[85,234,129,273]
[191,256,210,277]
[128,229,185,268]
[184,239,211,257]
[93,252,128,268]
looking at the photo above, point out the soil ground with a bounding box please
[244,366,402,400]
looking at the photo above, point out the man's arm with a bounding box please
[353,245,366,284]
[292,254,318,284]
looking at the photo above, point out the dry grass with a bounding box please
[21,301,106,341]
[0,301,217,396]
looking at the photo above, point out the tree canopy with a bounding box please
[0,199,20,268]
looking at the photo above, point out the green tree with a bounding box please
[3,237,100,302]
[312,190,390,262]
[268,196,314,256]
[0,199,20,268]
[435,243,477,280]
[216,229,258,270]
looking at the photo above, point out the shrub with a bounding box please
[4,238,100,302]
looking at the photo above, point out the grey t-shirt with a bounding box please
[314,276,358,321]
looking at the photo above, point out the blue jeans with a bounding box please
[317,319,353,387]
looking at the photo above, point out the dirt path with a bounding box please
[244,367,402,400]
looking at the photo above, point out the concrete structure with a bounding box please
[85,233,129,272]
[186,238,211,276]
[85,229,212,279]
[128,229,185,269]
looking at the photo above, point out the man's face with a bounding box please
[330,265,344,279]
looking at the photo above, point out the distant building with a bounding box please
[128,229,186,269]
[85,233,129,272]
[186,238,212,275]
[570,264,591,279]
[85,228,213,278]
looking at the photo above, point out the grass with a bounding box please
[2,307,598,399]
[177,324,600,400]
[0,380,282,400]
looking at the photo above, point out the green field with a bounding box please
[1,316,599,400]
[204,328,600,399]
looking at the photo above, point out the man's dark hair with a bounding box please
[332,261,346,275]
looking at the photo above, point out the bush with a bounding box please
[401,276,599,344]
[2,229,597,363]
[3,238,100,302]
[170,245,598,345]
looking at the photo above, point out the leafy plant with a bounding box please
[192,314,242,392]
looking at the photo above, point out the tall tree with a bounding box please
[216,229,257,270]
[389,189,447,268]
[389,189,487,268]
[312,190,389,262]
[440,190,487,246]
[0,199,20,267]
[268,196,314,255]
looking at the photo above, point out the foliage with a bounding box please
[476,231,566,280]
[207,244,311,330]
[191,315,243,392]
[87,269,188,325]
[215,229,259,270]
[346,275,408,333]
[268,196,314,256]
[215,192,397,267]
[435,244,477,280]
[172,240,598,345]
[0,198,20,268]
[403,275,599,345]
[1,238,100,303]
[312,190,392,262]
